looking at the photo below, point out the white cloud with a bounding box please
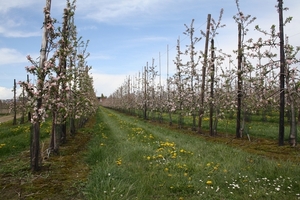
[0,48,28,65]
[92,72,128,96]
[89,53,113,61]
[77,25,98,31]
[0,0,39,13]
[0,27,40,38]
[130,36,170,43]
[77,0,171,24]
[0,86,22,100]
[0,9,40,38]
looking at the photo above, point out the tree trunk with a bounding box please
[60,5,70,144]
[198,14,211,133]
[209,39,215,136]
[50,111,62,153]
[27,75,31,122]
[70,117,76,136]
[61,123,67,144]
[50,111,57,152]
[278,0,286,146]
[285,45,297,146]
[143,65,148,120]
[31,0,52,171]
[298,108,300,124]
[166,45,172,126]
[31,122,41,171]
[20,85,25,124]
[13,79,17,125]
[289,97,297,146]
[236,23,242,138]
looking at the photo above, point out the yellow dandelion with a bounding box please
[206,180,213,185]
[116,158,122,165]
[158,154,164,159]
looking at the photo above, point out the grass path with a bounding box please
[0,114,21,123]
[84,107,300,199]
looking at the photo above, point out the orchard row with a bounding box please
[102,1,300,146]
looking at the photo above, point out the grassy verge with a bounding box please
[129,109,297,142]
[0,116,95,199]
[0,120,50,161]
[84,107,300,199]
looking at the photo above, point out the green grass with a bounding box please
[0,116,93,199]
[128,109,298,142]
[84,107,300,199]
[0,120,51,173]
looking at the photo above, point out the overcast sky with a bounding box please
[0,0,299,99]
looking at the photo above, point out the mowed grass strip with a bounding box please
[84,107,300,200]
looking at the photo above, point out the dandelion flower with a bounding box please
[116,158,122,165]
[206,180,213,185]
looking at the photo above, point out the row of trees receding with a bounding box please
[101,1,300,147]
[13,0,98,171]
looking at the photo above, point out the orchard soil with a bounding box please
[1,113,300,199]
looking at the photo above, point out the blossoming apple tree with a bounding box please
[19,0,97,171]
